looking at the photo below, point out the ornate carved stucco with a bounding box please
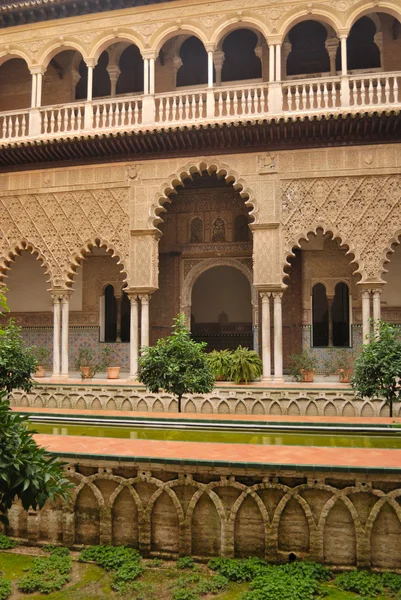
[0,188,130,288]
[281,174,401,284]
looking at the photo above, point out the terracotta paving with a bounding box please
[14,406,401,425]
[34,433,401,471]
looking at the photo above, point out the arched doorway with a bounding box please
[190,266,253,351]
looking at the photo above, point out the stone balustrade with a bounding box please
[1,71,400,144]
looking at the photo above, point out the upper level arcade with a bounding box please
[0,1,401,143]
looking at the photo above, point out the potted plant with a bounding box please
[324,348,358,383]
[32,346,50,377]
[75,346,98,379]
[206,349,233,381]
[289,350,318,382]
[100,345,121,379]
[228,346,263,384]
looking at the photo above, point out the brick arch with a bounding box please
[276,6,343,42]
[37,38,88,70]
[271,489,316,557]
[210,15,271,49]
[149,22,210,56]
[109,481,145,515]
[150,158,258,230]
[345,1,401,32]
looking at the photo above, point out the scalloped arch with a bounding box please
[378,228,401,282]
[150,158,257,230]
[0,241,53,286]
[345,0,401,31]
[283,225,361,285]
[65,237,128,288]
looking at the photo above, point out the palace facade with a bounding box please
[1,0,401,379]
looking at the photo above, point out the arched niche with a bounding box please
[0,58,31,111]
[312,282,329,347]
[286,20,331,77]
[221,29,262,83]
[190,264,254,351]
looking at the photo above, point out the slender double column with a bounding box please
[127,292,152,380]
[360,286,383,343]
[51,290,70,378]
[259,290,284,382]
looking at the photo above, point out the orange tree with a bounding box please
[138,314,214,413]
[0,292,71,524]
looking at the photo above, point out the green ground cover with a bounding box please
[0,545,400,600]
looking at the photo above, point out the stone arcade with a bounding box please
[2,0,401,571]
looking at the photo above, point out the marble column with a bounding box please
[268,44,275,82]
[361,289,371,344]
[115,294,122,342]
[149,57,155,95]
[207,50,214,88]
[87,65,93,101]
[273,292,283,381]
[275,44,282,81]
[372,288,382,337]
[327,296,334,347]
[140,294,150,348]
[52,294,61,377]
[61,294,70,377]
[340,35,348,76]
[129,294,139,379]
[261,292,271,380]
[143,58,149,94]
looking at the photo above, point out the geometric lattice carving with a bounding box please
[282,175,401,282]
[0,188,129,288]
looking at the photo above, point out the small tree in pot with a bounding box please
[100,345,121,379]
[324,348,358,383]
[206,349,233,381]
[352,321,401,418]
[138,314,214,413]
[32,346,50,377]
[289,350,318,382]
[75,346,99,379]
[229,346,262,384]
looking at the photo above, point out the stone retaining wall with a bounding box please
[10,384,394,417]
[5,458,401,571]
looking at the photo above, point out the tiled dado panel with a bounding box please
[21,328,129,371]
[302,325,363,373]
[10,384,393,417]
[6,461,401,571]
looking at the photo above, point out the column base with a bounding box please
[262,376,273,382]
[272,377,285,384]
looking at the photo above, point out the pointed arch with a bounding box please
[150,158,257,229]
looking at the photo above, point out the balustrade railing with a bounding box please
[40,103,85,135]
[283,77,341,113]
[155,90,207,123]
[1,72,401,143]
[349,72,401,107]
[214,84,269,118]
[0,109,29,140]
[92,97,142,129]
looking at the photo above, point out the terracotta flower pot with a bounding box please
[339,369,352,383]
[35,366,46,377]
[107,366,121,379]
[80,366,93,379]
[301,370,314,383]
